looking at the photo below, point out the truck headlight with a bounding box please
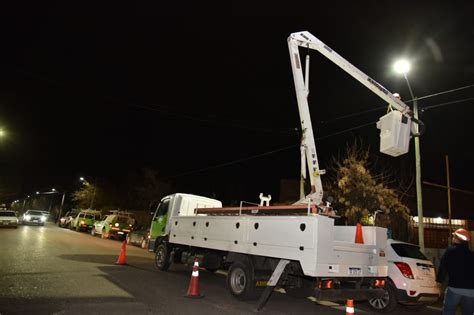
[115,223,119,227]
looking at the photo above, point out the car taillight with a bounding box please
[374,279,385,287]
[394,262,414,279]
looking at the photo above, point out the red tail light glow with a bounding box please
[394,262,414,279]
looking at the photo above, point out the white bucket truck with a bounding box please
[148,31,421,309]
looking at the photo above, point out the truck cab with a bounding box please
[148,193,222,251]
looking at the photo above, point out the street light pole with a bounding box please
[403,72,425,253]
[57,192,66,223]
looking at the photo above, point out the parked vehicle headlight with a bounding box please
[115,223,119,227]
[40,216,47,222]
[25,215,31,221]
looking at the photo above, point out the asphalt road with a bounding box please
[0,223,442,314]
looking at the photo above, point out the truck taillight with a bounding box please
[318,279,334,289]
[394,262,414,279]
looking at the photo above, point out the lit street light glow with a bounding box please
[393,59,411,75]
[0,129,5,137]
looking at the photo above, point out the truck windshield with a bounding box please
[156,199,170,216]
[391,243,428,260]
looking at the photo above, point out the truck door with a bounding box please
[149,198,170,251]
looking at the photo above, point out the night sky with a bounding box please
[1,3,473,217]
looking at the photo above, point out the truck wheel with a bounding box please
[91,228,96,236]
[155,243,171,271]
[227,261,260,300]
[368,282,398,313]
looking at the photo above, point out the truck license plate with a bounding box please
[348,267,362,275]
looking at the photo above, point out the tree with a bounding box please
[325,143,410,240]
[130,168,171,209]
[72,182,97,209]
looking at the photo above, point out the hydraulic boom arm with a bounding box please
[288,31,419,205]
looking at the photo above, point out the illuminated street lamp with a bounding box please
[393,58,425,252]
[393,59,411,75]
[0,128,5,138]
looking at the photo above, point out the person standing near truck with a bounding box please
[436,228,474,315]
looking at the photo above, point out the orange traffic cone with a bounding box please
[116,240,127,265]
[354,223,364,244]
[185,258,204,298]
[345,299,355,315]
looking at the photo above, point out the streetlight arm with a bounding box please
[403,74,425,137]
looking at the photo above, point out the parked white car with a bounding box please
[0,210,19,228]
[368,239,440,312]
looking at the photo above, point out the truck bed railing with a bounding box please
[195,204,323,216]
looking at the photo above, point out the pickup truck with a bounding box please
[92,210,136,240]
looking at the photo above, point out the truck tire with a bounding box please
[91,228,96,237]
[367,281,398,313]
[155,243,171,271]
[227,261,260,300]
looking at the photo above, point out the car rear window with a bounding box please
[0,212,16,217]
[84,214,101,219]
[117,216,134,224]
[391,243,428,260]
[27,211,44,216]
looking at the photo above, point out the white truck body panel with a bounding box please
[169,213,388,278]
[164,193,222,235]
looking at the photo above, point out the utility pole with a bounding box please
[57,192,66,223]
[90,180,96,209]
[445,155,452,244]
[413,96,425,252]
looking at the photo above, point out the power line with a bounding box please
[131,103,297,135]
[167,92,474,178]
[422,97,474,111]
[414,84,474,102]
[169,120,377,178]
[167,144,300,179]
[319,84,474,124]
